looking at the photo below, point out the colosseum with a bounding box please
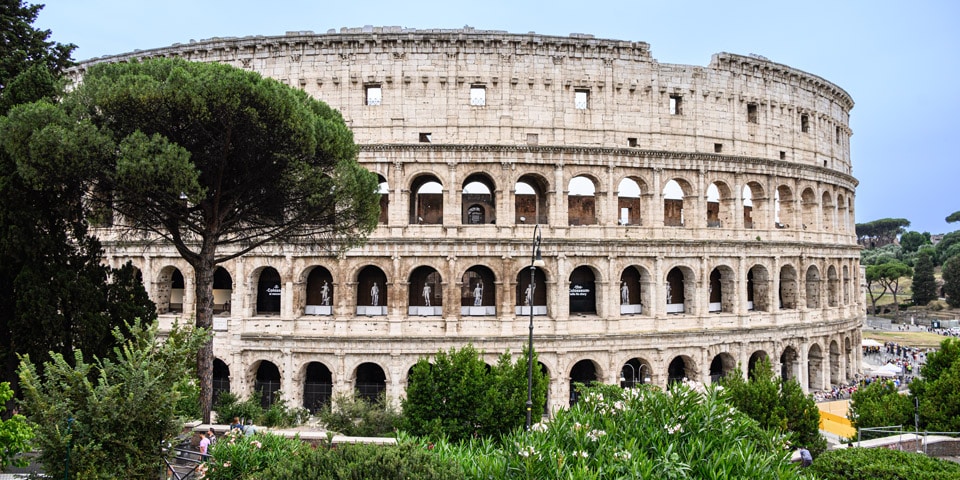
[85,27,864,413]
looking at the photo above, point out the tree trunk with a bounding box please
[193,254,216,423]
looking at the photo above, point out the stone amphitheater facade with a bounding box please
[85,27,864,413]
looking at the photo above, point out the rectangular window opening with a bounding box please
[575,89,589,110]
[747,103,758,124]
[800,113,809,133]
[470,85,486,106]
[628,137,638,147]
[780,151,786,160]
[419,132,432,143]
[365,85,382,106]
[835,126,841,144]
[714,143,723,153]
[669,95,682,115]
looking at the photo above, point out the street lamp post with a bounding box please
[620,363,637,388]
[526,224,545,430]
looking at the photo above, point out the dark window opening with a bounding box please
[714,143,723,153]
[747,103,758,124]
[628,137,637,147]
[801,114,809,133]
[419,132,431,143]
[669,95,682,115]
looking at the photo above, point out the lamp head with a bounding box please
[532,247,545,268]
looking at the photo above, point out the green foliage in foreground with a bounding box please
[809,447,960,479]
[848,380,913,439]
[0,381,33,470]
[213,391,308,428]
[720,359,827,457]
[402,344,547,443]
[201,430,464,480]
[17,320,209,480]
[427,382,804,480]
[910,337,960,432]
[318,391,402,437]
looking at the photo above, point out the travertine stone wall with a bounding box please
[88,27,863,414]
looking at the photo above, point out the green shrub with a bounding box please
[318,391,401,437]
[214,391,266,426]
[428,382,804,480]
[260,441,465,480]
[172,376,201,420]
[809,447,960,479]
[202,429,309,480]
[261,396,309,428]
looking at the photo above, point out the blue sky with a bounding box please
[36,0,960,234]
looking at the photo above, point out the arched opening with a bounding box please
[780,346,799,382]
[569,359,599,405]
[829,341,841,386]
[619,266,650,315]
[355,363,387,402]
[516,266,547,316]
[822,191,836,231]
[462,174,496,224]
[663,179,685,227]
[837,193,847,233]
[213,267,232,315]
[747,265,771,312]
[706,181,733,228]
[708,266,735,313]
[806,265,821,309]
[567,176,597,225]
[742,183,762,229]
[748,351,769,379]
[801,188,817,231]
[377,175,389,224]
[515,175,549,225]
[254,361,282,408]
[357,266,388,316]
[827,266,839,307]
[620,358,652,388]
[667,356,696,385]
[666,267,687,313]
[305,266,334,315]
[409,266,442,316]
[410,175,443,225]
[461,266,496,316]
[775,185,794,228]
[808,344,824,390]
[303,362,333,412]
[617,177,643,225]
[159,267,185,314]
[779,265,798,309]
[568,265,597,314]
[213,359,230,405]
[709,353,736,383]
[842,265,851,305]
[256,267,282,315]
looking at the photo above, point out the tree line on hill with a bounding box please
[858,212,960,313]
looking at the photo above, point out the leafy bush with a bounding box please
[402,345,547,443]
[809,447,960,479]
[260,441,465,480]
[214,391,265,426]
[173,376,201,420]
[428,382,804,479]
[0,382,33,470]
[719,358,827,457]
[17,320,209,480]
[318,391,401,437]
[202,429,309,480]
[261,396,309,428]
[848,379,913,439]
[213,391,307,428]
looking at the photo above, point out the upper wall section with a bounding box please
[77,27,855,175]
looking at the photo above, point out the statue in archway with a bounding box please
[370,282,380,306]
[422,283,432,306]
[473,281,483,306]
[621,282,630,304]
[321,281,330,306]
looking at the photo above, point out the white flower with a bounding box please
[531,421,549,433]
[586,429,607,441]
[666,423,682,434]
[572,450,589,458]
[518,445,537,458]
[614,450,632,461]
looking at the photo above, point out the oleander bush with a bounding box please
[809,447,960,479]
[427,381,805,480]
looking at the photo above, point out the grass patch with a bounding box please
[862,331,947,349]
